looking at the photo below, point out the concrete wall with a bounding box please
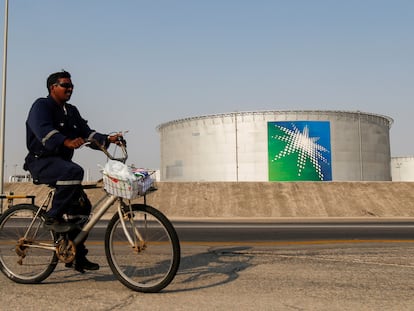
[2,182,414,218]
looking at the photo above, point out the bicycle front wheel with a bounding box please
[0,204,58,283]
[105,204,180,292]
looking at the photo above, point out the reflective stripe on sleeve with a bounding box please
[41,129,60,146]
[88,132,97,140]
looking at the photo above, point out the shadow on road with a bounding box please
[164,246,255,293]
[36,246,255,292]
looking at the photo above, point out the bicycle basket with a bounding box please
[102,166,154,200]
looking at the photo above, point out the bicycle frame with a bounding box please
[73,193,118,246]
[21,137,146,253]
[25,187,146,253]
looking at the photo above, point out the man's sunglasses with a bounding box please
[55,83,74,89]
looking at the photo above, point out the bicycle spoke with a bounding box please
[0,205,57,283]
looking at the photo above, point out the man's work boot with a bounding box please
[66,246,99,273]
[74,255,100,273]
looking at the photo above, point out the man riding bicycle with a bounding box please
[24,70,121,273]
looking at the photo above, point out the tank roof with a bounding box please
[157,110,394,131]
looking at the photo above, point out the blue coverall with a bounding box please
[24,96,108,221]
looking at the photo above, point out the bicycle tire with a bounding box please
[0,204,58,283]
[105,204,180,292]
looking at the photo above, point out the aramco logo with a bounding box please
[268,121,332,181]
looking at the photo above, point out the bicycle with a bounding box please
[0,138,180,293]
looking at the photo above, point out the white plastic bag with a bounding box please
[103,160,136,182]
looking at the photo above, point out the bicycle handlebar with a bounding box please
[87,137,128,163]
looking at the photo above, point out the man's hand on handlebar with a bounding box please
[64,137,85,149]
[107,133,125,146]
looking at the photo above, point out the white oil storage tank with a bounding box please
[157,110,393,181]
[391,157,414,181]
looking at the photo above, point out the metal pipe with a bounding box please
[234,112,239,181]
[0,0,9,195]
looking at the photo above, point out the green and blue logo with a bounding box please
[268,121,332,181]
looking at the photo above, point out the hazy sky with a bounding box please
[0,0,413,181]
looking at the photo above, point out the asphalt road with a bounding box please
[2,220,414,310]
[88,219,414,242]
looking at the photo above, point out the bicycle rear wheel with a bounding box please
[0,204,58,283]
[105,204,180,292]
